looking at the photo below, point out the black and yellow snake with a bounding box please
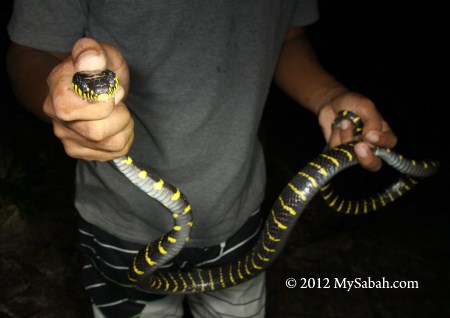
[73,70,439,294]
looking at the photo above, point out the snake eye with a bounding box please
[109,78,116,88]
[80,81,88,92]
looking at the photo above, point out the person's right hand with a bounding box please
[44,37,133,161]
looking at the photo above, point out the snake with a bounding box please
[72,70,439,294]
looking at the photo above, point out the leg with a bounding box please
[80,207,263,317]
[79,218,185,318]
[91,295,185,318]
[187,273,266,318]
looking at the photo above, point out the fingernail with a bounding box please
[114,87,124,105]
[77,50,103,70]
[340,120,350,130]
[356,144,369,157]
[366,132,379,143]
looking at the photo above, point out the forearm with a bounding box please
[7,42,68,122]
[274,28,348,114]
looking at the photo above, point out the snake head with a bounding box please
[72,69,119,103]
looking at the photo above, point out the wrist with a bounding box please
[307,81,349,115]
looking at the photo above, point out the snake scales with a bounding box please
[72,70,439,294]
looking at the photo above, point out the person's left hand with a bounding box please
[317,91,397,171]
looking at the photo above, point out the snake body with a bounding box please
[72,70,439,294]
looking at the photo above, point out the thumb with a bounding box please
[72,37,107,72]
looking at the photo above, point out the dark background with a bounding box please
[0,1,448,317]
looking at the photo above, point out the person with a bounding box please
[7,1,397,317]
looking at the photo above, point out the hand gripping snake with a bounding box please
[72,70,439,294]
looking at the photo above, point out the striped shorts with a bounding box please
[79,209,266,318]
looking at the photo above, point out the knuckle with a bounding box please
[52,97,73,121]
[362,156,381,172]
[103,119,133,152]
[50,78,81,121]
[52,122,66,139]
[359,94,374,105]
[83,125,106,142]
[124,132,134,152]
[369,162,382,172]
[106,133,128,152]
[61,141,81,159]
[42,96,54,117]
[46,65,61,87]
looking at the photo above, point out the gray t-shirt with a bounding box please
[8,0,318,246]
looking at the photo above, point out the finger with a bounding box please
[60,133,134,162]
[336,97,397,149]
[328,126,342,148]
[318,106,337,142]
[354,142,382,172]
[330,93,383,137]
[72,38,129,95]
[45,57,77,113]
[114,86,125,105]
[53,106,134,152]
[55,119,134,155]
[328,119,355,148]
[351,103,384,140]
[47,54,117,121]
[65,103,131,142]
[72,38,107,72]
[338,119,355,143]
[364,120,398,149]
[45,59,115,122]
[50,83,116,121]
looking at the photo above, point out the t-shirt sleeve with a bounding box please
[291,0,319,27]
[7,0,88,52]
